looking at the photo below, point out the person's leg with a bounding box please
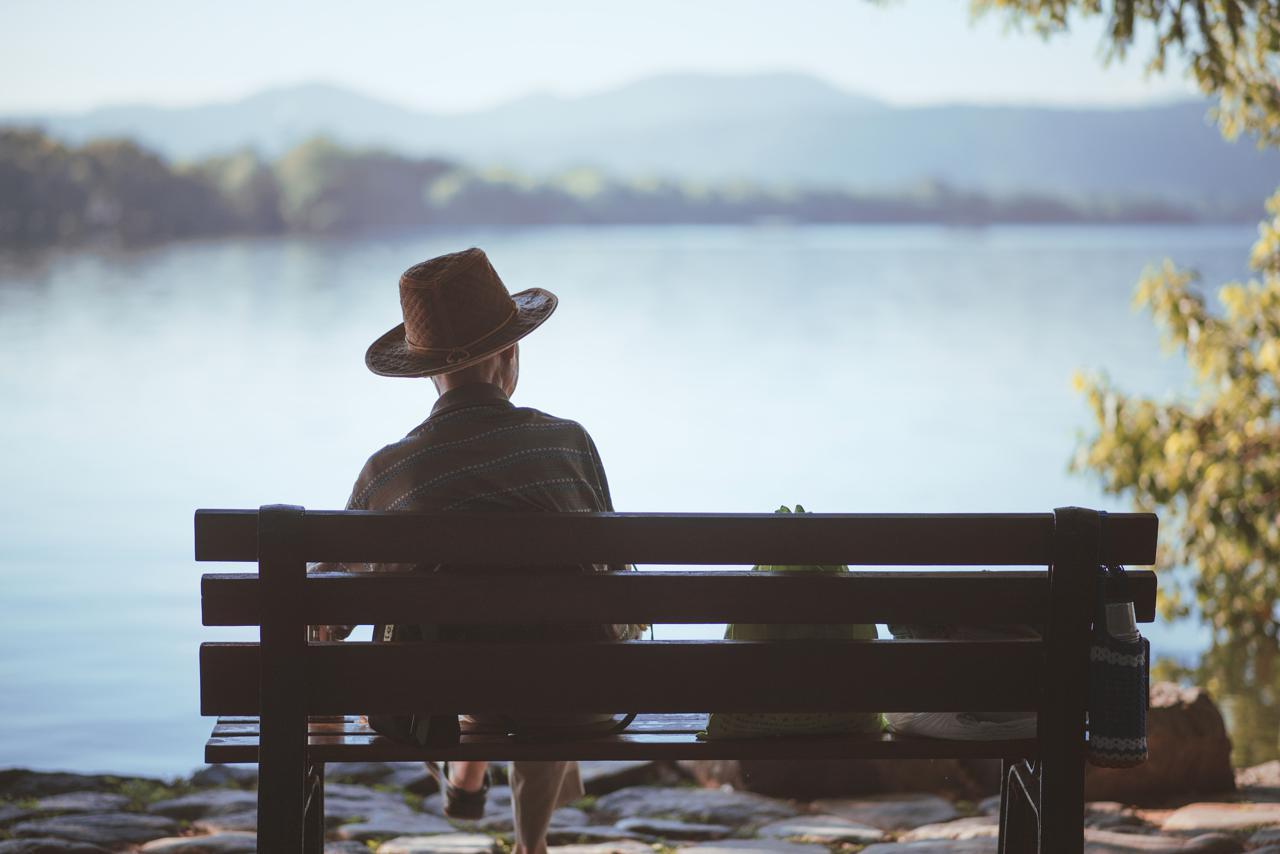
[509,761,583,854]
[447,761,488,792]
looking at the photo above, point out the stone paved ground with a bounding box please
[4,763,1280,852]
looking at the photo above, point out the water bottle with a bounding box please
[1104,599,1140,644]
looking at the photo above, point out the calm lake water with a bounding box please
[0,224,1258,776]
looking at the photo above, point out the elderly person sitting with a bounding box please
[310,248,637,854]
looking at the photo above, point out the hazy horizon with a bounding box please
[2,71,1207,121]
[3,0,1198,115]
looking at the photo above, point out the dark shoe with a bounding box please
[428,761,489,820]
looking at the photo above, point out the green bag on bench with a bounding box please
[702,506,884,740]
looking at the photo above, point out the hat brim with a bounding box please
[365,287,558,378]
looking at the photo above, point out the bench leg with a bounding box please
[1039,753,1085,853]
[1000,759,1040,854]
[304,761,325,854]
[257,746,307,851]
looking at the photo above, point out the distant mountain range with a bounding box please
[7,73,1278,213]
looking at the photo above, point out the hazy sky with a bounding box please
[4,0,1198,114]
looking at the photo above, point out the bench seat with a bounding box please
[207,714,1039,763]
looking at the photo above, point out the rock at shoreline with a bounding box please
[901,815,1000,841]
[1083,830,1243,852]
[683,841,828,854]
[0,769,159,800]
[593,785,798,826]
[544,843,653,854]
[1085,683,1235,806]
[375,834,499,854]
[1162,801,1280,831]
[147,789,258,820]
[757,815,887,843]
[545,826,656,845]
[11,812,179,846]
[139,833,258,853]
[578,761,667,795]
[678,758,999,800]
[810,794,959,831]
[326,762,436,794]
[31,793,129,814]
[334,811,456,841]
[0,803,32,824]
[613,817,733,840]
[189,765,257,789]
[862,842,996,854]
[0,840,112,854]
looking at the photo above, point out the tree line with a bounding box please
[0,127,1207,248]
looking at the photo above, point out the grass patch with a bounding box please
[571,794,598,811]
[113,778,195,811]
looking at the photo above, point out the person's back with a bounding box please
[312,248,632,854]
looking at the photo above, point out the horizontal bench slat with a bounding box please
[194,510,1157,566]
[211,713,711,738]
[201,568,1158,626]
[205,728,1038,763]
[201,638,1043,716]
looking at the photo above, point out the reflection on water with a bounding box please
[0,224,1259,774]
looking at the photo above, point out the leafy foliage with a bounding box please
[973,0,1280,144]
[1072,192,1280,646]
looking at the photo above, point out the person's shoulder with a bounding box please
[346,428,432,509]
[510,404,596,444]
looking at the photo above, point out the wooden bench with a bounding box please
[195,504,1158,854]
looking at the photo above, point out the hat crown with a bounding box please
[399,248,516,357]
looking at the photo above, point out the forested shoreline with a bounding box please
[0,127,1227,248]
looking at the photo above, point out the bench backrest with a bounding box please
[196,507,1156,720]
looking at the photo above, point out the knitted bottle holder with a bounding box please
[1086,565,1149,768]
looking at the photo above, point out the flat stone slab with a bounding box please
[188,765,258,788]
[757,814,886,844]
[191,810,258,834]
[682,841,828,854]
[901,815,1000,841]
[376,834,500,854]
[148,789,259,820]
[1162,802,1280,831]
[546,843,660,854]
[0,840,112,854]
[811,794,960,832]
[32,792,130,814]
[0,803,32,824]
[336,810,457,841]
[545,827,655,845]
[139,833,259,853]
[475,805,588,834]
[614,816,732,840]
[594,785,798,826]
[326,764,435,793]
[326,844,374,854]
[12,812,180,846]
[862,841,997,854]
[579,761,663,795]
[1084,830,1243,853]
[0,771,156,799]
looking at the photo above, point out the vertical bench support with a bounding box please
[1037,506,1099,853]
[257,504,308,852]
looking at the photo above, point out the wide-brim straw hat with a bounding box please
[366,247,557,377]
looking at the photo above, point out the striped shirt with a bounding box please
[347,382,616,519]
[316,381,629,640]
